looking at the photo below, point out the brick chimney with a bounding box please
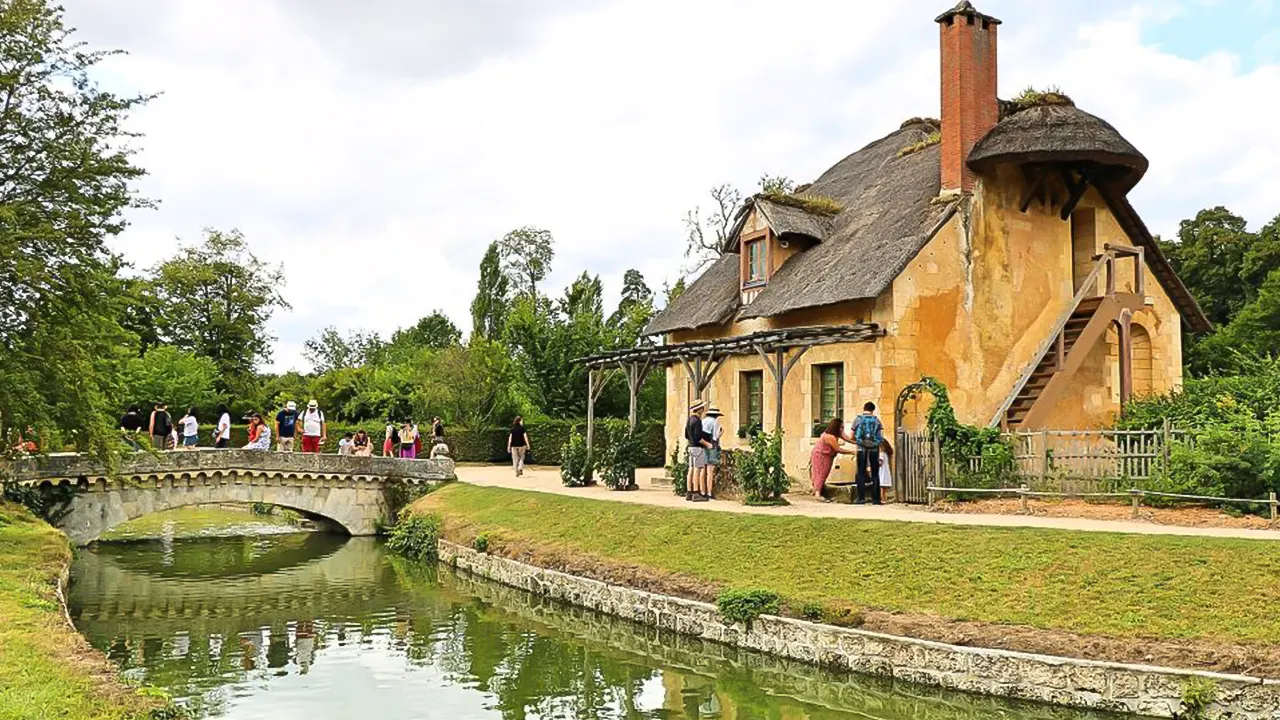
[936,1,1000,193]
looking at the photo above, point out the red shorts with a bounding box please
[301,435,322,453]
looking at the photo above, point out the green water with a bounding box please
[69,536,1120,720]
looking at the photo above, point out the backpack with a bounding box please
[853,415,883,449]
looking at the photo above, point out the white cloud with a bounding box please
[61,0,1280,371]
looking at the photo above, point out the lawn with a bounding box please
[416,484,1280,646]
[0,501,163,720]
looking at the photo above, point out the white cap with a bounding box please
[286,401,297,411]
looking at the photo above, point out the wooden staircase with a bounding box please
[1004,297,1104,427]
[991,245,1149,430]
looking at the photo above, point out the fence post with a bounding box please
[1271,491,1277,526]
[1039,431,1049,487]
[1130,488,1140,519]
[927,487,935,507]
[1161,418,1172,473]
[1019,484,1029,514]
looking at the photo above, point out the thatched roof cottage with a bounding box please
[635,2,1209,482]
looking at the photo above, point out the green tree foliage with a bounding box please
[303,326,384,373]
[498,226,554,300]
[118,346,221,414]
[390,310,461,352]
[150,228,289,384]
[470,241,508,340]
[0,0,150,458]
[608,269,655,345]
[1158,207,1280,329]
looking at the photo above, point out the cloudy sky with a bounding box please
[62,0,1280,372]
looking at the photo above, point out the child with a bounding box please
[337,432,354,455]
[878,438,894,504]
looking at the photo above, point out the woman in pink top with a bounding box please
[810,417,856,499]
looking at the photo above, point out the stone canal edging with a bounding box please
[438,541,1280,719]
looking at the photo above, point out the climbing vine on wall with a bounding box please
[903,377,1015,485]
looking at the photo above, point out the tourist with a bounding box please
[148,402,173,451]
[275,400,299,452]
[399,420,418,458]
[214,404,232,449]
[351,429,373,456]
[685,400,712,502]
[337,432,354,455]
[13,427,38,455]
[852,402,885,505]
[507,416,530,477]
[413,421,423,458]
[810,417,856,500]
[245,413,272,450]
[383,421,398,457]
[429,440,450,459]
[300,400,326,453]
[178,407,200,449]
[701,406,724,500]
[878,438,894,504]
[432,416,445,446]
[119,404,144,450]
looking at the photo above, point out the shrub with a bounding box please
[386,480,434,520]
[386,513,441,562]
[717,588,782,629]
[560,429,593,487]
[736,430,789,504]
[599,428,642,491]
[667,448,688,496]
[472,533,489,554]
[1178,678,1217,720]
[798,602,823,621]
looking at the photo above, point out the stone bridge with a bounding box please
[4,449,455,545]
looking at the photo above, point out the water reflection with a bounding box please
[69,537,1119,720]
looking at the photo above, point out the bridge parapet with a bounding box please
[6,449,454,486]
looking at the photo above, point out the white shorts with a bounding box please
[688,447,707,468]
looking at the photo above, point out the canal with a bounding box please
[68,532,1122,719]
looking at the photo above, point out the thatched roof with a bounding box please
[753,198,835,242]
[968,104,1148,191]
[642,253,740,336]
[740,123,958,319]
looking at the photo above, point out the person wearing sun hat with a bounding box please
[684,399,712,502]
[701,406,724,500]
[300,400,327,453]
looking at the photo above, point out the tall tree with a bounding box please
[303,326,383,373]
[470,241,509,340]
[391,310,461,351]
[1158,207,1265,328]
[150,228,290,384]
[498,226,555,299]
[682,184,741,274]
[608,269,655,347]
[0,0,151,457]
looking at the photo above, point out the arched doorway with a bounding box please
[1131,324,1153,397]
[894,380,945,504]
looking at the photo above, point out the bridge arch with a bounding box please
[4,449,454,545]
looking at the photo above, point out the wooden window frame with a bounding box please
[741,230,769,289]
[739,370,764,433]
[812,362,844,434]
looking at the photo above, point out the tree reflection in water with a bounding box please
[69,537,1120,720]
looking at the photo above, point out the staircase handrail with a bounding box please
[987,246,1124,428]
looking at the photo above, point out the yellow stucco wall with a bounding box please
[661,164,1185,474]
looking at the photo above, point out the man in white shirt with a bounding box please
[701,407,724,499]
[300,400,326,453]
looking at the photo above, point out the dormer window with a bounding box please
[743,235,767,288]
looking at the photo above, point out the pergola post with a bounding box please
[620,358,653,431]
[678,352,725,407]
[585,369,615,474]
[756,344,811,435]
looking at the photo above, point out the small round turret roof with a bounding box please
[967,104,1148,191]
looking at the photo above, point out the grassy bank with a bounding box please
[0,501,165,719]
[414,484,1280,672]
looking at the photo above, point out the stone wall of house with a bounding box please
[439,541,1280,719]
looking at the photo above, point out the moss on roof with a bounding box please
[1007,86,1074,114]
[897,131,941,157]
[900,117,941,130]
[757,190,842,217]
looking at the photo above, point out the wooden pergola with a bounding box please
[577,324,885,463]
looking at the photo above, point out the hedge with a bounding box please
[178,419,666,466]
